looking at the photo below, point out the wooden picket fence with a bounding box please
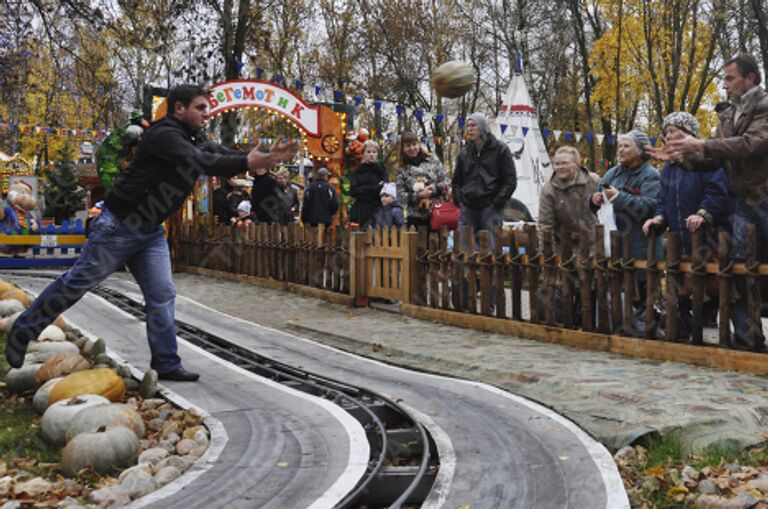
[177,221,349,293]
[173,221,768,353]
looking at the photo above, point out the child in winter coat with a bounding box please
[373,183,404,228]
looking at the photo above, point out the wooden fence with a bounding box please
[173,222,768,353]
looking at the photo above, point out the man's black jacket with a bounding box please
[105,116,247,225]
[451,133,517,210]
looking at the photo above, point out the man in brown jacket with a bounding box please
[659,53,768,349]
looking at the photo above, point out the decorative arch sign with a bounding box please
[208,80,320,136]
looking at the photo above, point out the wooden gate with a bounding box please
[350,228,418,305]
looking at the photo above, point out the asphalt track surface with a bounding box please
[9,272,628,509]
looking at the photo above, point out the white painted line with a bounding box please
[16,281,231,509]
[398,403,455,509]
[82,289,370,509]
[171,290,630,509]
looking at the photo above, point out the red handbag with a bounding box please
[430,196,460,230]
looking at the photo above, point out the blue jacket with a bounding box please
[590,160,660,261]
[654,162,732,253]
[373,202,404,228]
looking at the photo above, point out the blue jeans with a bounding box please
[8,208,181,373]
[730,198,768,345]
[459,204,503,251]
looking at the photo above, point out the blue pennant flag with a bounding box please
[294,79,303,90]
[607,134,615,144]
[500,124,508,134]
[354,95,362,105]
[542,128,550,139]
[436,113,444,124]
[256,68,264,80]
[396,105,404,116]
[564,130,572,141]
[274,74,283,85]
[374,100,382,110]
[586,132,594,143]
[458,116,465,128]
[333,90,343,102]
[314,85,323,96]
[415,109,424,120]
[649,136,657,146]
[522,127,529,136]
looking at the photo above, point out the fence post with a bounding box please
[440,227,451,310]
[451,228,464,311]
[578,229,593,332]
[403,228,419,305]
[429,231,440,307]
[526,224,539,324]
[665,232,681,342]
[350,231,368,307]
[542,232,555,326]
[622,234,636,337]
[478,231,492,316]
[494,228,507,319]
[718,230,732,348]
[510,229,522,320]
[645,228,659,339]
[609,231,623,333]
[560,225,574,328]
[691,228,705,345]
[746,224,762,350]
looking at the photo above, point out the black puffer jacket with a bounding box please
[452,133,517,209]
[301,180,339,226]
[349,162,386,227]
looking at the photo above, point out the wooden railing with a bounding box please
[173,221,767,353]
[0,220,87,269]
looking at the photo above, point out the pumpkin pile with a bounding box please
[0,280,211,508]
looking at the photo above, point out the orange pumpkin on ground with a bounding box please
[48,368,126,405]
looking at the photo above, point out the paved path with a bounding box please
[150,273,768,455]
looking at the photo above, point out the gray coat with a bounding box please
[589,160,660,261]
[395,156,447,221]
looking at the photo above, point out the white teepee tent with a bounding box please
[493,64,552,220]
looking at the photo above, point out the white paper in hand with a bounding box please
[596,192,617,255]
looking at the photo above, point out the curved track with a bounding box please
[8,272,628,508]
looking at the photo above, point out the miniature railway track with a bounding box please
[87,283,438,508]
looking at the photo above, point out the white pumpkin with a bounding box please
[40,395,110,447]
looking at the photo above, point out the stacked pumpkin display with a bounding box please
[0,280,210,507]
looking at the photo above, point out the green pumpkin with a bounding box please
[61,426,139,477]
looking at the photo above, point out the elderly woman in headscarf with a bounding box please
[590,130,660,333]
[642,112,732,338]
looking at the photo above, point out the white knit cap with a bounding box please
[380,182,397,197]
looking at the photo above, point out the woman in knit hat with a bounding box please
[642,112,732,338]
[589,129,660,335]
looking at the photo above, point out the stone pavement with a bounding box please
[136,272,768,453]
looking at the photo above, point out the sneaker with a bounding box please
[158,367,200,382]
[5,328,31,368]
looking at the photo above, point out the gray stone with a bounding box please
[613,445,636,464]
[137,448,169,466]
[157,440,176,454]
[57,496,85,509]
[696,494,758,509]
[14,476,52,497]
[87,485,129,505]
[158,408,175,421]
[725,463,744,474]
[193,429,209,447]
[155,455,193,472]
[119,469,157,498]
[118,463,154,482]
[93,353,115,367]
[176,439,198,456]
[153,466,181,486]
[745,474,768,492]
[188,445,207,458]
[139,370,158,399]
[123,378,140,392]
[161,421,180,438]
[164,432,180,444]
[116,365,133,378]
[140,399,165,411]
[681,465,700,482]
[147,418,166,432]
[697,479,718,494]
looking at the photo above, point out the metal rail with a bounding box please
[84,282,438,508]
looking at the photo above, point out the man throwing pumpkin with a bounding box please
[5,85,297,380]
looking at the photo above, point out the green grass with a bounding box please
[641,434,684,469]
[692,441,749,470]
[0,334,61,478]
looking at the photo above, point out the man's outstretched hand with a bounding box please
[247,140,298,172]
